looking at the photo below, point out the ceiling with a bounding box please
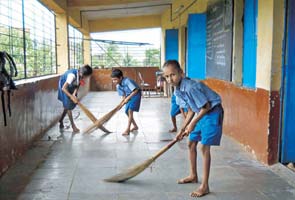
[67,0,173,20]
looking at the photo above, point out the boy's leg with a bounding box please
[67,110,80,133]
[178,140,198,184]
[130,117,138,132]
[191,144,210,197]
[169,116,177,132]
[122,109,133,135]
[59,109,67,129]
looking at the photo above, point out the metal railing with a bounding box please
[90,39,160,68]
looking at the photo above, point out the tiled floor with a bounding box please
[0,91,295,200]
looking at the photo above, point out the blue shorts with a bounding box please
[189,105,224,146]
[170,105,188,117]
[171,103,180,117]
[125,91,141,115]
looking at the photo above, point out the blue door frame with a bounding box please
[242,0,258,88]
[281,0,295,163]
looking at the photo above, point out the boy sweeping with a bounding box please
[111,69,141,136]
[163,60,223,197]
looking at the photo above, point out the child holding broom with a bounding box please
[162,60,223,198]
[111,69,141,136]
[58,64,93,133]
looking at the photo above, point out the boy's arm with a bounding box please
[188,102,210,131]
[177,102,211,140]
[122,88,139,105]
[179,108,187,119]
[72,88,78,97]
[176,108,195,140]
[62,82,78,104]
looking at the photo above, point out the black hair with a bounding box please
[111,69,123,78]
[80,64,92,76]
[162,60,182,72]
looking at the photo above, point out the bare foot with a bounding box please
[190,185,209,197]
[130,126,138,132]
[177,176,198,184]
[122,130,130,136]
[72,127,80,133]
[59,123,64,130]
[169,128,177,133]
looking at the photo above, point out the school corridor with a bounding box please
[1,0,295,199]
[0,92,294,200]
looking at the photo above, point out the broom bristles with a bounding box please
[104,139,178,182]
[104,158,155,182]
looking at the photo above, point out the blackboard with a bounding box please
[206,0,233,81]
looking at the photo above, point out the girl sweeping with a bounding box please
[58,64,93,133]
[111,69,141,136]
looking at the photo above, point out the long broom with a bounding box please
[83,100,125,134]
[77,102,97,122]
[83,90,138,134]
[76,102,111,133]
[104,138,178,182]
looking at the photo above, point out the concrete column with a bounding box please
[179,25,186,71]
[256,0,274,90]
[83,34,91,65]
[160,28,166,66]
[56,13,69,74]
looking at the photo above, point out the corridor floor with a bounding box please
[0,91,295,200]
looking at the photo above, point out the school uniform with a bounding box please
[116,77,141,115]
[175,78,224,146]
[58,69,79,110]
[170,93,188,117]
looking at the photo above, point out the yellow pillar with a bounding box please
[256,0,274,90]
[83,34,91,65]
[160,28,166,67]
[179,25,186,72]
[56,13,69,74]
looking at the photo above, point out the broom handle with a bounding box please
[152,139,178,160]
[83,101,124,133]
[75,90,132,125]
[77,102,97,122]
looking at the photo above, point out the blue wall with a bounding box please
[242,0,258,88]
[281,0,295,163]
[187,14,206,79]
[165,29,179,61]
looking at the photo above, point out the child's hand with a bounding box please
[176,132,183,140]
[182,129,190,137]
[176,129,189,140]
[123,98,129,105]
[119,98,128,107]
[71,97,79,104]
[186,124,194,133]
